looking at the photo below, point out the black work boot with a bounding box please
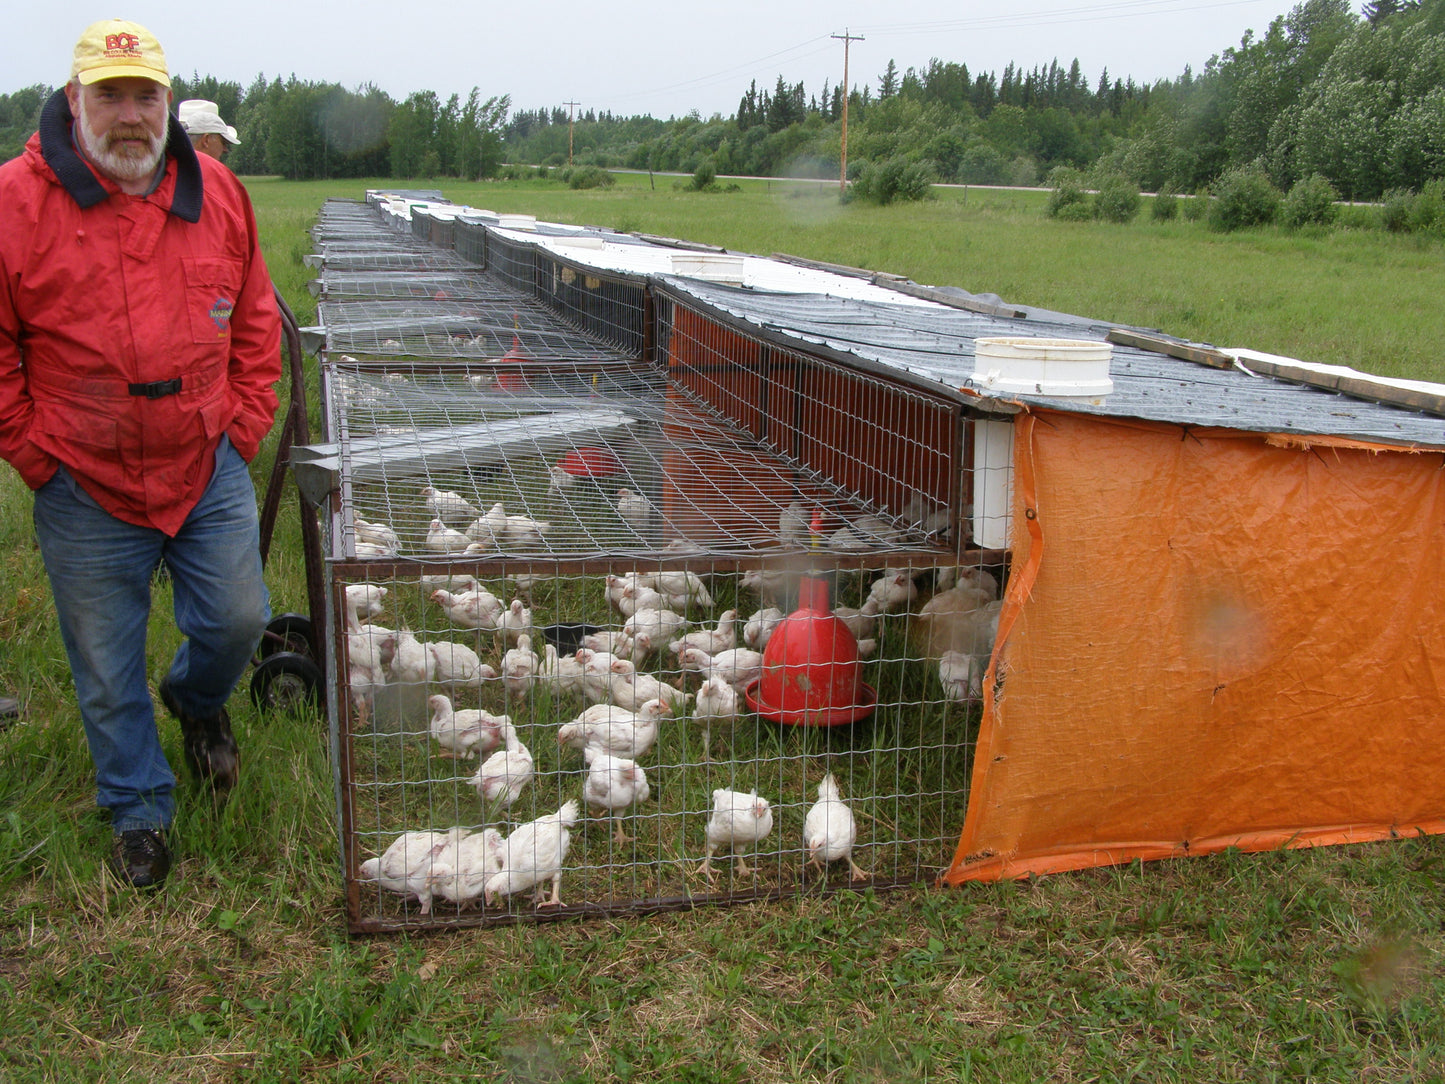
[159,679,240,792]
[110,828,171,889]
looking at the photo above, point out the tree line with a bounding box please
[0,0,1440,200]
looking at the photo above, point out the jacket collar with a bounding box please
[38,88,203,223]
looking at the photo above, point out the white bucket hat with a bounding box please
[177,99,240,145]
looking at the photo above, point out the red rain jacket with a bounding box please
[0,91,280,536]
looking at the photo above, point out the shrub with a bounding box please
[1207,166,1281,231]
[1182,188,1209,221]
[1094,173,1141,224]
[567,165,614,190]
[1151,186,1179,221]
[1380,188,1413,232]
[1054,200,1095,222]
[689,159,717,192]
[850,156,935,205]
[1280,173,1339,229]
[1045,166,1090,220]
[1408,178,1445,236]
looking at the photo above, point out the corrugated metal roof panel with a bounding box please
[660,279,1445,451]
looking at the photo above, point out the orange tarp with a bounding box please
[945,409,1445,883]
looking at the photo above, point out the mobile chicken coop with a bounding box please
[295,195,1445,933]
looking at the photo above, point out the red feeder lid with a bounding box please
[557,446,624,478]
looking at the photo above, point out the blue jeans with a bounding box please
[33,436,270,832]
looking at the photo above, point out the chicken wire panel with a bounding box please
[315,295,629,361]
[308,268,519,302]
[660,293,965,549]
[532,250,648,359]
[317,358,962,562]
[309,245,475,274]
[336,551,1004,931]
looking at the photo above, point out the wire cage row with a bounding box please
[303,196,1013,931]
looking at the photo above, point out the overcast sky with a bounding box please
[17,1,1305,119]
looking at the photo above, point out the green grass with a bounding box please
[1,175,1444,1081]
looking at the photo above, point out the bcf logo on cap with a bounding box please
[105,33,142,55]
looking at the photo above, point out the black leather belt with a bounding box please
[128,378,182,399]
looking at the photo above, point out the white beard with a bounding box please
[75,93,167,184]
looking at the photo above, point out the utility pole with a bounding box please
[563,100,580,167]
[831,29,863,195]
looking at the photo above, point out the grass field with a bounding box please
[0,176,1442,1082]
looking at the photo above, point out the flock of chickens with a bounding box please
[352,485,1004,917]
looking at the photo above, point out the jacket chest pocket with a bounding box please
[182,256,244,346]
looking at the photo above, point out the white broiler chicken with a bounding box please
[425,517,472,555]
[829,514,900,552]
[426,639,498,689]
[743,607,785,651]
[616,487,655,532]
[621,607,689,663]
[358,826,468,915]
[583,749,651,842]
[698,789,774,881]
[536,644,586,698]
[502,511,549,549]
[501,634,540,699]
[557,698,671,760]
[352,514,399,555]
[576,647,623,703]
[691,674,740,759]
[474,502,511,544]
[938,650,982,701]
[739,567,796,605]
[867,568,919,613]
[604,573,667,618]
[581,627,630,656]
[345,619,393,723]
[914,584,999,658]
[345,583,388,627]
[429,827,505,908]
[633,569,715,610]
[547,464,576,496]
[422,485,482,526]
[428,694,510,759]
[935,564,1001,598]
[430,585,504,631]
[485,800,580,908]
[462,514,498,550]
[606,659,690,714]
[383,628,432,686]
[497,598,534,645]
[678,646,764,691]
[833,597,883,641]
[777,499,810,547]
[803,773,869,881]
[470,721,535,813]
[669,609,738,658]
[419,572,480,595]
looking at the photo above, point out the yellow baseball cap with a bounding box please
[70,19,170,87]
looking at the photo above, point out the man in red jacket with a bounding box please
[0,19,281,889]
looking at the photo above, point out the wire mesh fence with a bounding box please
[305,196,1010,931]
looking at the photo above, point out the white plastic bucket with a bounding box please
[972,337,1113,397]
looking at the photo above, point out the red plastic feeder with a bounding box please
[556,446,624,481]
[744,575,877,727]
